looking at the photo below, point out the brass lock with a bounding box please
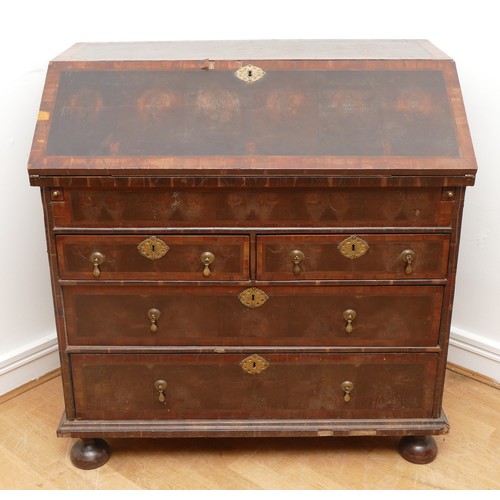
[343,309,357,334]
[89,252,104,278]
[154,379,168,403]
[201,251,215,277]
[341,381,354,402]
[289,249,305,275]
[147,308,161,333]
[401,249,416,274]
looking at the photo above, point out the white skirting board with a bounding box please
[0,327,498,396]
[0,334,60,396]
[448,326,500,383]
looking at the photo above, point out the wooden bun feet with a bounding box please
[399,436,438,464]
[70,438,111,469]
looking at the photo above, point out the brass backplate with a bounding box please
[234,64,265,83]
[137,236,169,260]
[238,287,269,308]
[338,235,370,259]
[240,354,269,375]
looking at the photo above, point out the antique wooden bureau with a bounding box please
[28,40,477,469]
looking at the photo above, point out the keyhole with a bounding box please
[248,69,253,78]
[253,361,257,368]
[251,294,255,301]
[352,243,356,252]
[151,244,155,253]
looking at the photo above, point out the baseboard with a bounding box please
[448,326,500,384]
[0,333,60,396]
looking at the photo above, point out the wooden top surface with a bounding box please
[52,40,451,61]
[29,41,476,183]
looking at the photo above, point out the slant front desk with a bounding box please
[28,40,477,469]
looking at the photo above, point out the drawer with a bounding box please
[52,187,452,228]
[257,234,450,280]
[56,235,249,281]
[63,285,443,347]
[71,353,438,420]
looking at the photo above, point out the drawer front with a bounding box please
[71,353,438,420]
[63,285,443,347]
[56,235,249,280]
[52,187,452,228]
[257,234,450,280]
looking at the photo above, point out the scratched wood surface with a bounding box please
[0,370,498,489]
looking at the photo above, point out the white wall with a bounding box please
[1,0,499,393]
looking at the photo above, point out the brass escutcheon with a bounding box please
[338,235,369,259]
[154,379,168,403]
[89,252,104,278]
[341,381,354,402]
[200,251,215,277]
[240,354,269,375]
[234,64,266,83]
[137,236,169,260]
[401,249,416,274]
[289,249,305,275]
[238,287,269,308]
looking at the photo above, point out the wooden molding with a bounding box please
[446,363,499,389]
[0,368,61,405]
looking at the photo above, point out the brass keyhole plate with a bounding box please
[338,235,369,259]
[137,236,170,260]
[234,64,266,83]
[240,354,269,375]
[238,287,269,308]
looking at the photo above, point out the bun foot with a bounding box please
[70,438,111,470]
[399,435,438,464]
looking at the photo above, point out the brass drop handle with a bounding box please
[401,249,416,274]
[89,252,104,278]
[341,381,354,402]
[201,251,215,277]
[154,379,168,403]
[343,309,357,334]
[147,308,161,333]
[289,249,305,275]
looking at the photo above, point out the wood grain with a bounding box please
[0,370,498,489]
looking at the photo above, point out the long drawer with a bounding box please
[63,285,443,347]
[51,187,453,228]
[71,353,438,420]
[56,235,249,280]
[257,234,450,280]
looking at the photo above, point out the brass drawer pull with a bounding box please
[343,309,357,334]
[289,249,305,275]
[341,381,354,402]
[154,379,168,403]
[200,251,215,277]
[147,308,161,333]
[89,252,104,278]
[401,249,416,274]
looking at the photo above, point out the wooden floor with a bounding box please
[0,370,498,490]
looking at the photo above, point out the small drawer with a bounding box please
[56,235,249,281]
[257,234,450,280]
[71,353,438,420]
[52,187,452,228]
[63,285,443,347]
